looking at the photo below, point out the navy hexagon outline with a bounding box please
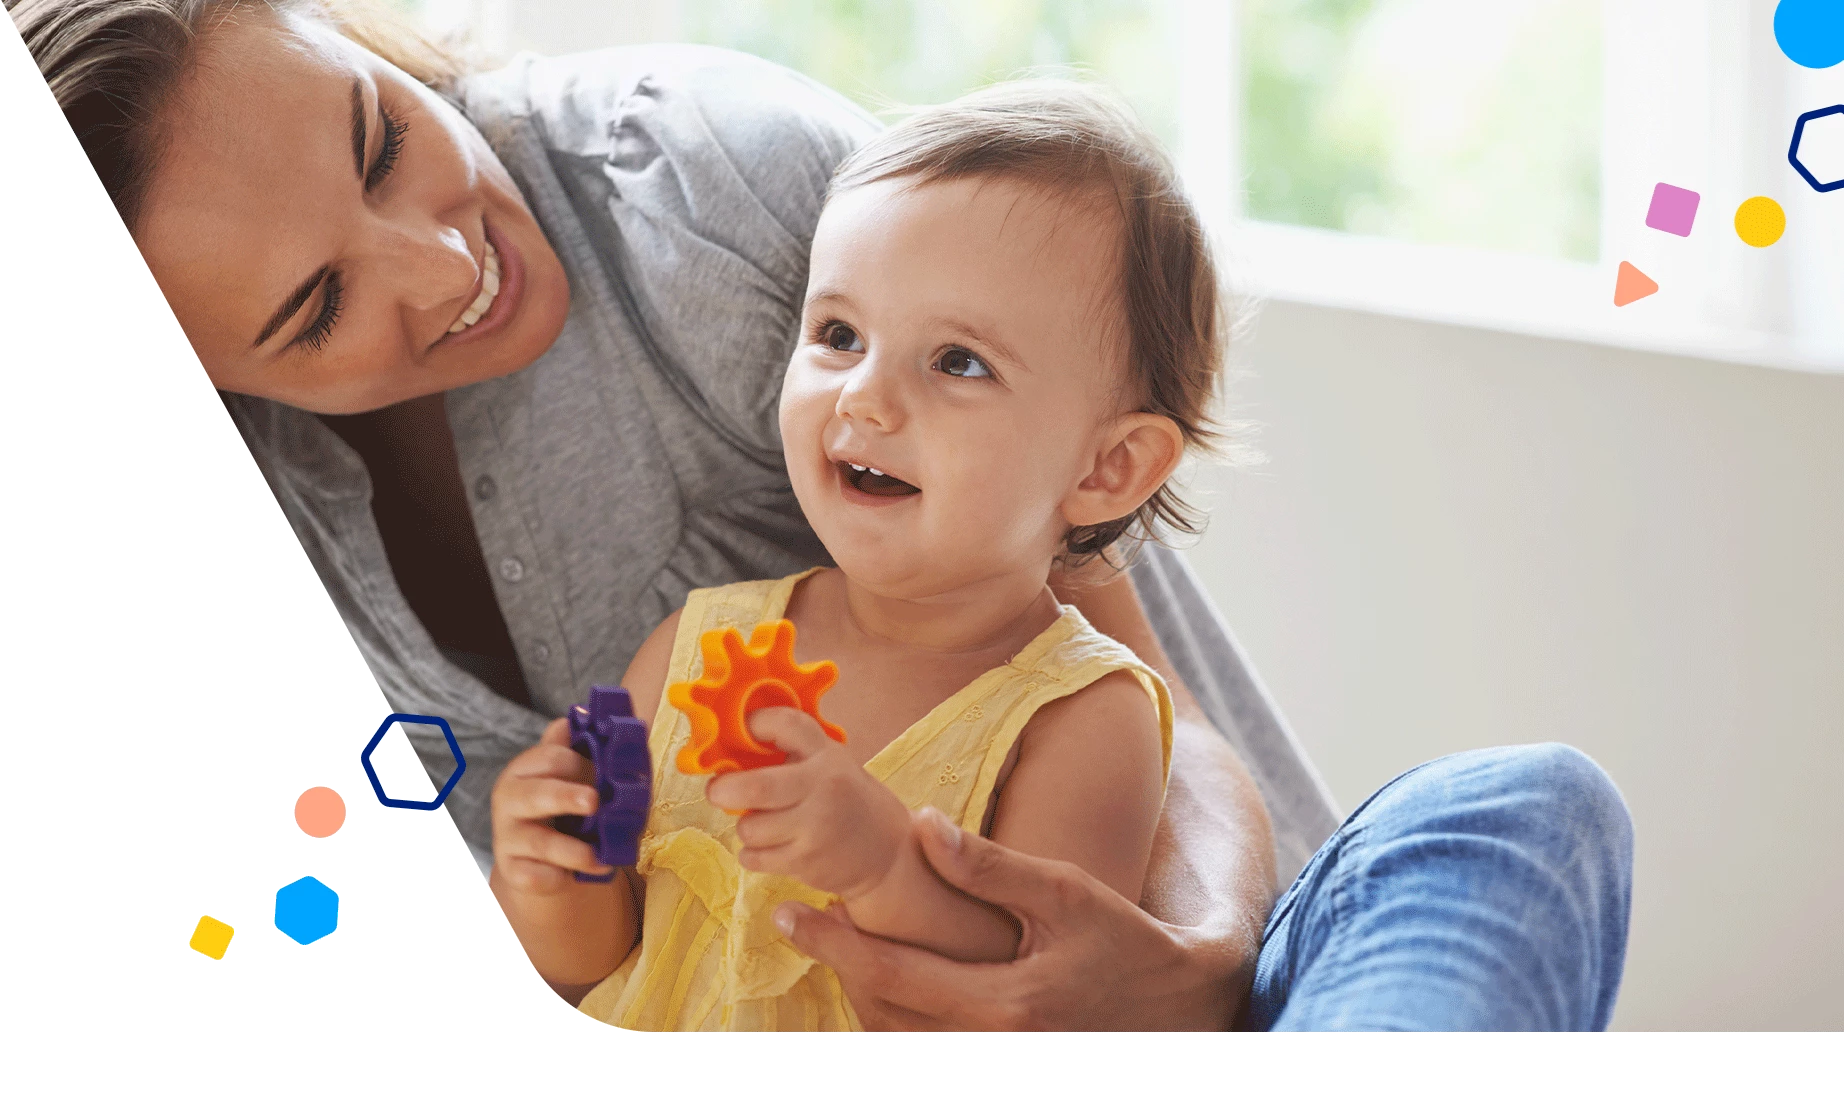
[361,713,466,810]
[1789,104,1844,193]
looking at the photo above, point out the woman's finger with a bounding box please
[706,763,809,812]
[910,806,1093,935]
[773,899,1025,1030]
[745,706,838,760]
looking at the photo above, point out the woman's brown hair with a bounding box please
[7,0,462,232]
[830,79,1243,563]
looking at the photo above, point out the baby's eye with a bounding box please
[937,347,992,379]
[820,322,865,353]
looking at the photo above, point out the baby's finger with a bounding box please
[733,805,801,851]
[706,763,810,813]
[498,777,600,824]
[737,844,796,875]
[746,706,838,760]
[494,854,576,895]
[536,716,574,749]
[506,742,595,785]
[499,822,614,877]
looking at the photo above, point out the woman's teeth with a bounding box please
[448,240,502,334]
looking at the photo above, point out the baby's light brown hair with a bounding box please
[828,79,1234,563]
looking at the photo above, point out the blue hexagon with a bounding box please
[275,876,339,945]
[360,713,466,811]
[1789,104,1844,193]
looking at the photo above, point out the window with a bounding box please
[395,0,1843,371]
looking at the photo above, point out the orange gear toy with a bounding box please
[668,620,846,776]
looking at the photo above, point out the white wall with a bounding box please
[1187,299,1844,1030]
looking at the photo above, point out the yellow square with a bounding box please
[189,915,234,960]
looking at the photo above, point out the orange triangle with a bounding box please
[1613,261,1658,307]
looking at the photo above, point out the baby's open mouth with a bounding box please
[836,460,921,497]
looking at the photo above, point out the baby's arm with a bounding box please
[718,670,1166,963]
[488,611,682,993]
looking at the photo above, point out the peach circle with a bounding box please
[295,786,346,838]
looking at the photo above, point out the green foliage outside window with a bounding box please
[397,0,1603,263]
[676,0,1181,146]
[1241,0,1602,262]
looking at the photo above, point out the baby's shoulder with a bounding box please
[1019,668,1163,752]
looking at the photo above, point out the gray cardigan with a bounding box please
[225,45,1338,882]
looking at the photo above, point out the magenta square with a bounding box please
[1645,182,1700,236]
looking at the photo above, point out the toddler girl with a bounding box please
[489,79,1229,1030]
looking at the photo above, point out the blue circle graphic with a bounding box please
[1776,0,1844,69]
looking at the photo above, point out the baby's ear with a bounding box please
[1061,413,1185,529]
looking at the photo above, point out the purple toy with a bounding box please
[557,685,652,882]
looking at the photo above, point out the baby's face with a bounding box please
[781,174,1128,599]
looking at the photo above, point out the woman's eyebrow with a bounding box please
[252,266,329,349]
[348,79,368,180]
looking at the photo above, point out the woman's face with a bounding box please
[135,9,570,415]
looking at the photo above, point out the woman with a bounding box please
[13,0,1635,1029]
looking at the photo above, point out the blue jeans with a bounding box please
[1247,743,1634,1031]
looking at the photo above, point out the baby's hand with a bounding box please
[490,717,616,895]
[706,706,910,899]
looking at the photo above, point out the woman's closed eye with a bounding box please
[286,105,409,356]
[366,105,409,192]
[293,271,345,354]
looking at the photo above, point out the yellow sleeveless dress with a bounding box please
[577,569,1174,1031]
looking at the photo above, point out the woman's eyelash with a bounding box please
[295,272,344,353]
[366,106,408,191]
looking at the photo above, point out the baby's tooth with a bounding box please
[869,468,884,476]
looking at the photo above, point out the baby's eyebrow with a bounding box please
[931,317,1029,375]
[804,287,856,312]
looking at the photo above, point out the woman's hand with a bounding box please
[773,806,1253,1030]
[706,707,910,898]
[489,717,614,896]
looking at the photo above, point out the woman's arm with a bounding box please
[770,568,1278,1029]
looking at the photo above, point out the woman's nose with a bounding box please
[835,356,904,432]
[373,216,479,313]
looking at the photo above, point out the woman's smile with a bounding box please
[437,218,527,348]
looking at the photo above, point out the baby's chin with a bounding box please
[818,538,974,603]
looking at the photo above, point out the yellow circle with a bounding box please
[1734,196,1785,248]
